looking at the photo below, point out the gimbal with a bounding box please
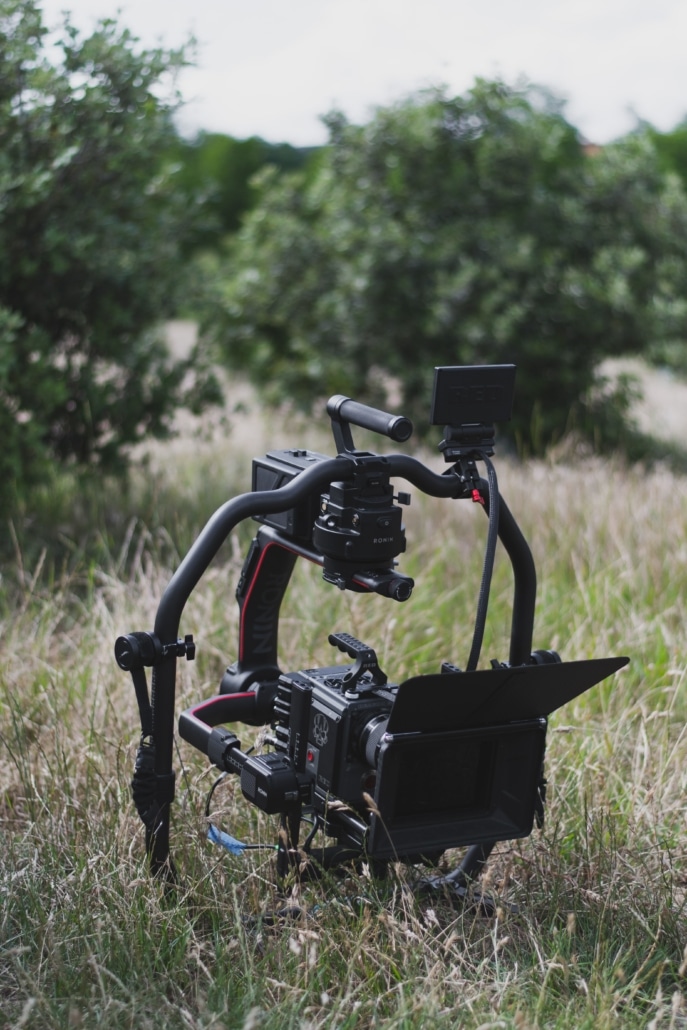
[115,365,628,900]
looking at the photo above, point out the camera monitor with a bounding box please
[430,364,517,426]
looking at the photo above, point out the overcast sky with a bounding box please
[38,0,687,146]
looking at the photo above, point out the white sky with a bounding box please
[38,0,687,146]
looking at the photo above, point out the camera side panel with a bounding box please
[252,449,329,541]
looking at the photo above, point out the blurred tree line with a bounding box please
[203,84,687,451]
[168,132,314,253]
[3,0,687,521]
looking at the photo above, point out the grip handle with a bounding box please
[328,631,374,660]
[327,395,413,442]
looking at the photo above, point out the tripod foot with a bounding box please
[415,874,518,916]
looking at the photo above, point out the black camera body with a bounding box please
[241,659,394,819]
[241,656,549,864]
[116,365,629,892]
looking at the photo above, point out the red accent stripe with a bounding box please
[238,541,278,660]
[237,534,375,659]
[189,693,256,720]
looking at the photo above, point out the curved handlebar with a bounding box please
[154,453,466,644]
[152,451,535,653]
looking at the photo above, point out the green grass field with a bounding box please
[1,416,686,1029]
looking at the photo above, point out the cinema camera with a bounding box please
[115,365,628,896]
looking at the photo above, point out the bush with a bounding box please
[207,81,687,451]
[0,0,219,516]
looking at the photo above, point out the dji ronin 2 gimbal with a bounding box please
[116,365,628,900]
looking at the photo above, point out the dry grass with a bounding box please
[1,419,687,1028]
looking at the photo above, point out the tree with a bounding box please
[0,0,219,515]
[640,120,687,375]
[649,120,687,190]
[207,81,687,451]
[168,131,316,253]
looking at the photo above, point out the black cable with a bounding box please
[130,668,153,739]
[204,768,276,854]
[466,454,500,672]
[204,771,229,818]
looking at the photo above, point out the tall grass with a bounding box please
[1,423,686,1029]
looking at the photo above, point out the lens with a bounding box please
[389,578,413,602]
[360,713,389,768]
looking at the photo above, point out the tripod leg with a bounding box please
[415,840,502,913]
[443,841,495,889]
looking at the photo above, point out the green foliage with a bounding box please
[0,0,220,516]
[207,81,687,452]
[641,121,687,374]
[168,131,316,253]
[649,120,687,189]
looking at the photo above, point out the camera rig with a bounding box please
[116,365,628,898]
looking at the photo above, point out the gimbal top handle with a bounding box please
[327,395,413,450]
